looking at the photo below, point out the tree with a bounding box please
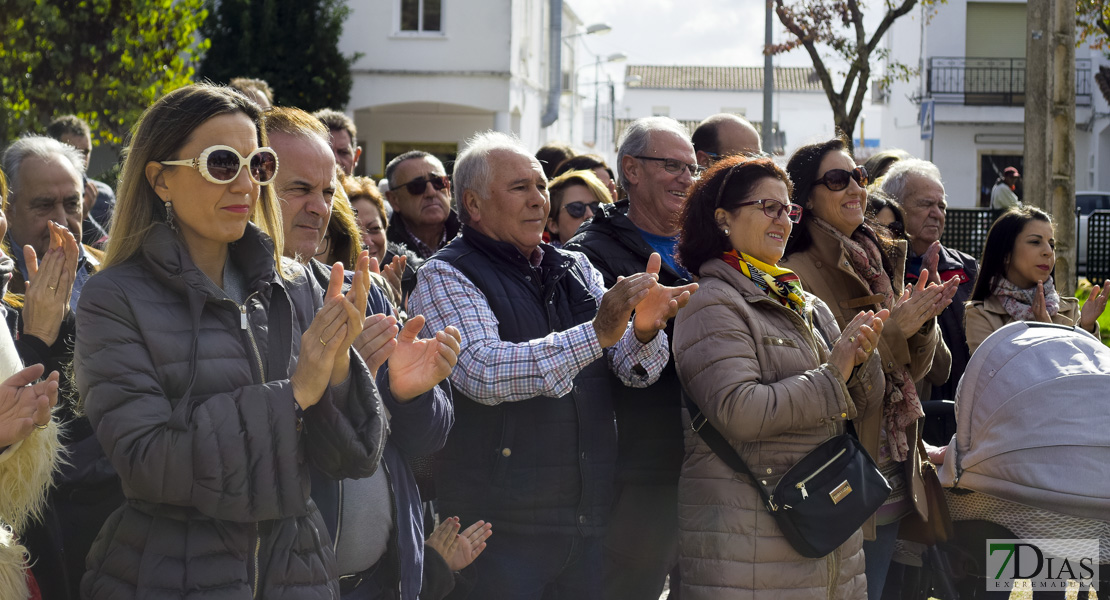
[0,0,209,146]
[770,0,932,149]
[1077,0,1110,49]
[199,0,360,111]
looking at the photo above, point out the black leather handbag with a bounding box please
[685,393,891,558]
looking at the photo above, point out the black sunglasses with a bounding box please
[563,201,601,219]
[396,174,450,196]
[815,166,868,192]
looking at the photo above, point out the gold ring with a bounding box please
[319,338,327,346]
[34,423,48,430]
[47,285,57,291]
[849,335,856,343]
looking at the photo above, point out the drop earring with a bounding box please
[164,200,177,231]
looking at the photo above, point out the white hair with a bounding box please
[880,158,945,202]
[616,116,692,191]
[1,135,86,202]
[453,130,536,224]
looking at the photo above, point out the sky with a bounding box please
[567,0,818,89]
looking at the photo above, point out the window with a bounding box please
[400,0,442,32]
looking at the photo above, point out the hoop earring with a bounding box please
[165,200,177,231]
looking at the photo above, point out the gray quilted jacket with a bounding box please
[75,223,387,599]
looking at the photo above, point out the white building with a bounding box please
[337,0,592,177]
[878,0,1106,207]
[617,65,885,157]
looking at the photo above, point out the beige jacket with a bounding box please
[779,226,942,538]
[964,295,1085,355]
[673,258,884,600]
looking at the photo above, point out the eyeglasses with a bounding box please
[395,174,450,196]
[736,199,803,223]
[563,201,601,219]
[634,156,704,178]
[815,166,868,192]
[160,145,278,185]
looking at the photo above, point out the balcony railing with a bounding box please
[927,57,1092,106]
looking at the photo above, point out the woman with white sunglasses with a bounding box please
[74,83,387,599]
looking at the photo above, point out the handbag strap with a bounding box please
[683,391,778,510]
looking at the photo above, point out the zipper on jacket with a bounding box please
[233,292,266,382]
[795,448,847,500]
[827,546,838,600]
[249,522,261,598]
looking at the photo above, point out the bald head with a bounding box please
[692,113,762,167]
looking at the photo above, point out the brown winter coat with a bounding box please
[964,295,1086,355]
[673,258,884,600]
[779,225,941,539]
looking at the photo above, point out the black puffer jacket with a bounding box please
[564,200,689,485]
[75,223,388,599]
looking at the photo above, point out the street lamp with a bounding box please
[564,22,612,41]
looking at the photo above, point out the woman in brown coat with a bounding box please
[965,206,1108,354]
[673,155,888,600]
[778,138,958,600]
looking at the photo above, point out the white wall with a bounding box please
[621,87,884,156]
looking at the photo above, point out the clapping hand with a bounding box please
[828,309,889,379]
[291,254,371,410]
[921,241,943,285]
[386,315,461,402]
[22,222,80,346]
[1079,279,1110,332]
[1032,281,1053,323]
[0,364,59,448]
[425,517,493,572]
[631,253,698,343]
[891,269,958,335]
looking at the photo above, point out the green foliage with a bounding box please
[1077,0,1110,50]
[199,0,361,111]
[1076,278,1110,346]
[0,0,209,146]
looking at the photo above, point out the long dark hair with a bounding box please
[970,206,1053,301]
[783,136,898,264]
[677,155,793,276]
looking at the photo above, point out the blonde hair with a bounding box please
[547,169,613,217]
[104,83,287,276]
[344,175,388,223]
[328,172,363,269]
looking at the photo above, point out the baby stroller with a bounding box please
[933,321,1110,599]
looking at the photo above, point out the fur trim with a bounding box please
[0,419,62,534]
[0,528,30,600]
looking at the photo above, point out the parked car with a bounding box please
[1076,191,1110,277]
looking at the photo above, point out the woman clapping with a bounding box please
[673,155,887,599]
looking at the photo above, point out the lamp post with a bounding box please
[594,52,627,145]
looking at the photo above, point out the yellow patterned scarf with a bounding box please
[721,250,807,315]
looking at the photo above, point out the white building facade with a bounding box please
[337,0,591,177]
[878,0,1107,207]
[617,65,885,158]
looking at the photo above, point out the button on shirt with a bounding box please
[409,249,669,405]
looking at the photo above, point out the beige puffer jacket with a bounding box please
[673,258,884,600]
[780,226,942,539]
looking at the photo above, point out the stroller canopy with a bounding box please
[937,321,1110,521]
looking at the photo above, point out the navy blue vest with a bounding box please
[433,226,617,537]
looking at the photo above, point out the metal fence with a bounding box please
[927,57,1092,106]
[1088,211,1110,283]
[941,208,1110,283]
